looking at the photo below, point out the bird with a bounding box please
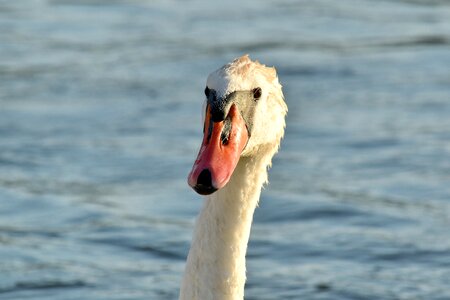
[180,55,287,300]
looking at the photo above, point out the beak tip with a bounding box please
[192,184,218,195]
[188,168,218,195]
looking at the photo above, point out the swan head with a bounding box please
[188,55,287,195]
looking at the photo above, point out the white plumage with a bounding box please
[180,55,287,300]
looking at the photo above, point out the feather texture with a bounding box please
[180,55,287,300]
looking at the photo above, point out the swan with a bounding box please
[180,55,287,300]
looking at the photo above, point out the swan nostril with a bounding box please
[220,117,232,145]
[194,169,217,195]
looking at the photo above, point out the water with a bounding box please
[1,0,450,299]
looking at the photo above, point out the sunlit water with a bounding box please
[1,0,450,299]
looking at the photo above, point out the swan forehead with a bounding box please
[206,55,277,97]
[206,69,254,97]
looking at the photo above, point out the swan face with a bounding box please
[188,55,287,195]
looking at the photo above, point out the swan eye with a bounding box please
[205,87,217,102]
[252,87,262,100]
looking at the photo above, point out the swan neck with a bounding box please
[180,155,268,300]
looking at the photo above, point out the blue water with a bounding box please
[1,0,450,299]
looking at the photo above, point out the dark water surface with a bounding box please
[1,0,450,299]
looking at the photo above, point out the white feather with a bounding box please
[180,55,287,300]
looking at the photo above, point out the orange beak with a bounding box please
[188,104,249,195]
